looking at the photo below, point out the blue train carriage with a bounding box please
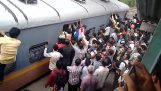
[0,0,129,90]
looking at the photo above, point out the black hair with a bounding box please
[103,57,111,66]
[63,24,69,31]
[77,42,83,49]
[96,54,101,61]
[92,32,97,38]
[125,53,130,59]
[9,27,21,38]
[137,55,142,62]
[108,49,114,56]
[53,44,58,51]
[85,53,91,59]
[102,60,108,67]
[137,47,142,54]
[92,40,99,45]
[65,39,70,45]
[75,58,81,66]
[109,41,114,46]
[56,61,63,69]
[85,59,91,66]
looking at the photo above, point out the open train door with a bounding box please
[141,20,161,73]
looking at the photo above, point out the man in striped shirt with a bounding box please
[67,58,82,91]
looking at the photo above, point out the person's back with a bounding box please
[60,46,75,65]
[45,61,67,91]
[67,58,82,91]
[59,39,75,67]
[81,65,98,91]
[44,44,63,70]
[0,28,21,64]
[80,59,91,80]
[81,74,98,91]
[93,54,102,71]
[94,60,109,90]
[0,27,21,84]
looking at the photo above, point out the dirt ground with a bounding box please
[127,7,137,18]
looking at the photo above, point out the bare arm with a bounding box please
[82,38,89,49]
[43,44,52,57]
[0,31,5,36]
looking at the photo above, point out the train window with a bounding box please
[63,24,69,31]
[19,0,37,4]
[29,42,48,63]
[99,24,105,29]
[86,27,96,35]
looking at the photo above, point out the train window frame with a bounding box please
[63,24,69,32]
[29,42,48,63]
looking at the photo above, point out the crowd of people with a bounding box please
[0,13,160,91]
[43,14,161,91]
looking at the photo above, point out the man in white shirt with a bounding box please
[119,53,130,71]
[44,44,63,70]
[94,58,110,91]
[104,26,111,36]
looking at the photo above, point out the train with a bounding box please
[0,0,129,90]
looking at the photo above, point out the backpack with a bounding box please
[54,70,67,90]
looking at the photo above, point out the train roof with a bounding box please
[0,0,129,31]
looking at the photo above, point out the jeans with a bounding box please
[0,63,6,81]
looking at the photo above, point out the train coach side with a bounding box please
[0,0,129,90]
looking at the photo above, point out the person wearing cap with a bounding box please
[80,65,98,91]
[0,27,21,84]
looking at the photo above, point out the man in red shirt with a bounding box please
[45,61,67,91]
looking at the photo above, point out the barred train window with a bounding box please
[29,42,48,63]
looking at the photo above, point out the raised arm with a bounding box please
[82,38,89,49]
[43,44,52,57]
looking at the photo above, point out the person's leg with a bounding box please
[0,63,6,84]
[73,84,79,91]
[68,82,73,91]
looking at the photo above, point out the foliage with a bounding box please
[120,0,136,7]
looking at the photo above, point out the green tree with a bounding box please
[120,0,136,7]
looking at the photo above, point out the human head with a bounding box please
[88,65,94,74]
[56,61,63,69]
[101,59,108,67]
[9,27,21,38]
[75,58,81,66]
[109,41,114,46]
[96,54,101,61]
[85,58,91,66]
[108,49,114,56]
[77,42,83,49]
[123,53,130,60]
[65,39,70,45]
[127,47,132,53]
[136,55,142,62]
[92,40,99,48]
[53,44,59,51]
